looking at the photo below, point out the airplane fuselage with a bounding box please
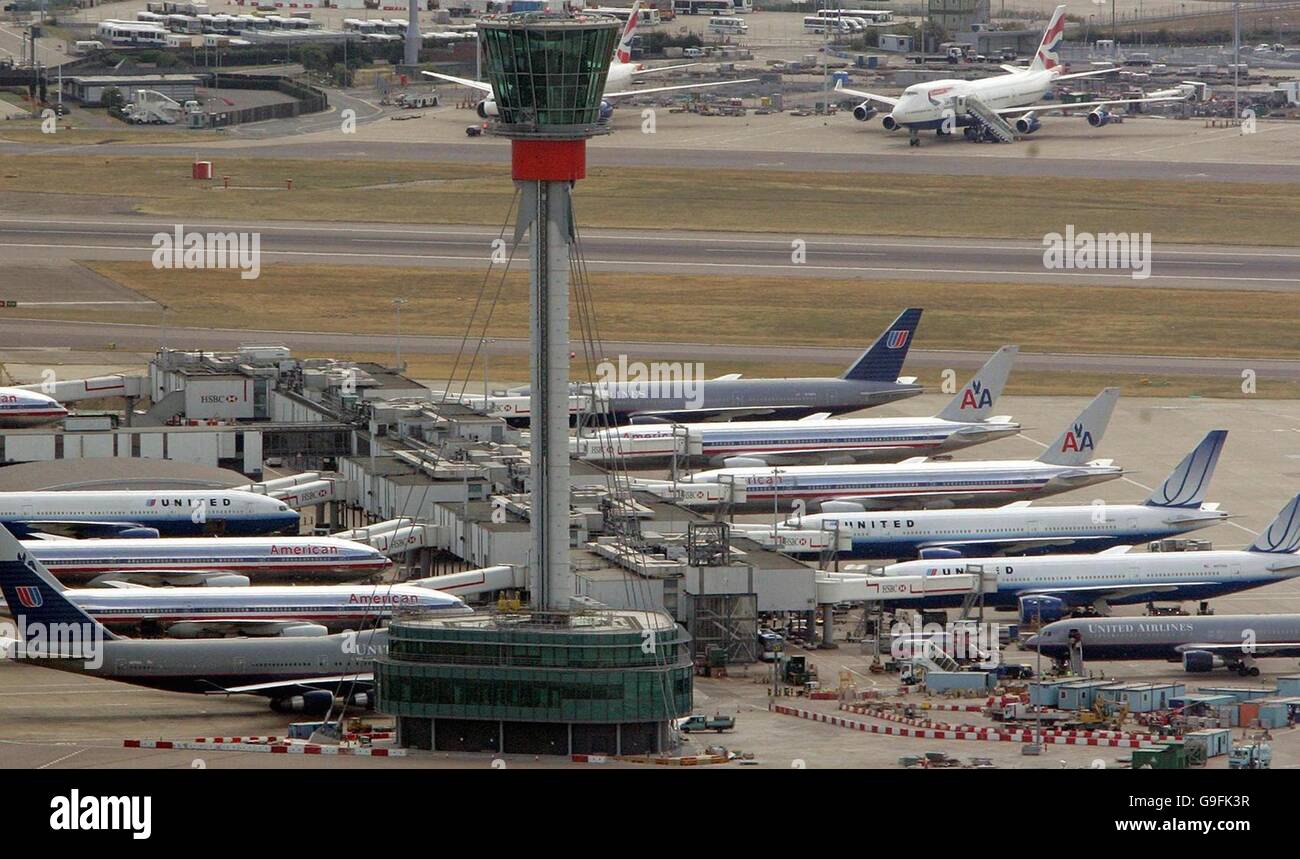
[887,69,1057,130]
[0,491,301,537]
[1027,614,1300,662]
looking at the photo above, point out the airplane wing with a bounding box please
[207,674,375,697]
[629,62,703,76]
[718,445,926,466]
[995,95,1187,116]
[815,490,994,510]
[604,78,758,99]
[87,570,251,587]
[1020,581,1219,602]
[164,620,331,639]
[917,535,1121,556]
[832,80,899,107]
[1053,67,1120,80]
[6,520,157,539]
[1174,642,1300,658]
[629,405,779,422]
[420,70,492,94]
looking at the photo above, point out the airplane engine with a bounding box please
[1018,594,1066,624]
[199,574,251,587]
[117,527,161,539]
[277,623,331,638]
[598,100,613,121]
[853,101,878,121]
[820,501,866,513]
[347,691,376,709]
[1181,650,1224,673]
[1014,113,1041,134]
[1087,108,1111,127]
[271,690,335,715]
[918,547,963,560]
[722,456,767,468]
[476,99,499,119]
[880,114,899,131]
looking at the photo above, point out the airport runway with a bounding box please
[3,317,1297,381]
[2,214,1298,290]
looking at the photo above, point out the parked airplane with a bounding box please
[782,430,1228,558]
[678,387,1120,510]
[880,494,1300,618]
[578,345,1019,466]
[0,490,300,538]
[1024,613,1300,676]
[577,307,925,425]
[12,535,390,586]
[423,2,756,120]
[836,5,1188,146]
[0,387,67,427]
[0,574,467,638]
[0,524,386,714]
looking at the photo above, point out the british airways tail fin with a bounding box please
[1143,430,1227,508]
[0,524,117,644]
[1036,387,1119,465]
[935,345,1018,422]
[841,308,922,383]
[1248,494,1300,554]
[1029,4,1068,73]
[615,1,641,64]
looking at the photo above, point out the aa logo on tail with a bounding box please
[1061,422,1095,453]
[960,380,993,410]
[886,330,910,350]
[14,586,42,609]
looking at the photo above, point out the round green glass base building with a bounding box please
[376,610,693,756]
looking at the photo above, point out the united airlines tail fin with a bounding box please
[841,308,923,383]
[1036,387,1119,466]
[1248,494,1300,554]
[0,524,117,645]
[1029,4,1068,73]
[935,345,1018,422]
[615,1,641,64]
[1143,430,1227,508]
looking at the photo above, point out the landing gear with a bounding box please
[1235,663,1260,677]
[908,128,920,147]
[963,126,979,141]
[936,127,951,137]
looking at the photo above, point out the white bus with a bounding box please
[166,14,203,34]
[97,21,170,47]
[804,16,851,35]
[135,10,166,24]
[817,9,892,23]
[708,15,747,34]
[731,0,752,12]
[591,6,662,25]
[674,0,731,15]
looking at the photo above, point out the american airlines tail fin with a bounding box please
[1029,4,1068,73]
[935,345,1018,422]
[0,524,118,645]
[841,308,923,383]
[1248,494,1300,554]
[1036,387,1119,466]
[615,1,641,64]
[1143,430,1227,508]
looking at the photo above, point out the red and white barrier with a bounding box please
[123,739,406,756]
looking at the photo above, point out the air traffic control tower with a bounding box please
[376,13,693,757]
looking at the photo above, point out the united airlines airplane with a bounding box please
[881,494,1300,618]
[578,346,1019,466]
[783,430,1228,558]
[14,535,390,586]
[0,490,301,538]
[0,387,67,427]
[679,387,1120,511]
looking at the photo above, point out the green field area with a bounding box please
[2,155,1298,244]
[49,262,1296,361]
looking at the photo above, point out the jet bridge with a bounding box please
[237,472,341,508]
[15,374,148,403]
[815,570,983,604]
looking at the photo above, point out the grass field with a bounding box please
[2,155,1299,244]
[43,262,1297,362]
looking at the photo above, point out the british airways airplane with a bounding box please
[15,535,389,586]
[0,490,300,538]
[0,387,67,427]
[678,387,1121,511]
[783,430,1228,559]
[880,494,1300,618]
[578,346,1020,466]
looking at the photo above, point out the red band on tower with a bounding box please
[511,139,587,182]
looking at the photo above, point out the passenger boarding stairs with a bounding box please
[899,638,961,682]
[956,94,1017,143]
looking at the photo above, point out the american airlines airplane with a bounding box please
[678,387,1121,511]
[423,2,756,121]
[881,494,1300,617]
[837,5,1188,146]
[15,577,467,638]
[1024,614,1300,676]
[15,535,390,586]
[0,525,388,714]
[0,387,67,427]
[0,490,301,538]
[578,345,1019,466]
[783,430,1228,558]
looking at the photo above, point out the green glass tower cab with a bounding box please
[375,12,692,757]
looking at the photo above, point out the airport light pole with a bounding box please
[392,297,407,372]
[1233,0,1240,123]
[480,337,495,403]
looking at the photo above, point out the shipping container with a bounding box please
[1058,680,1119,710]
[924,671,995,694]
[1185,728,1231,759]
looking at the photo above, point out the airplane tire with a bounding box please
[1249,666,1260,677]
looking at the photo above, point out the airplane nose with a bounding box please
[1021,633,1040,649]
